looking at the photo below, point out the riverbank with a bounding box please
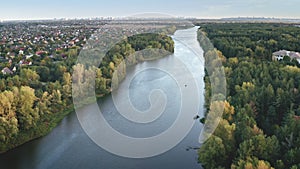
[0,33,175,154]
[0,106,74,153]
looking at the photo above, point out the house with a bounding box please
[272,50,289,61]
[36,51,47,56]
[7,52,16,59]
[19,50,24,55]
[273,50,300,64]
[25,54,33,59]
[1,67,13,75]
[19,60,32,66]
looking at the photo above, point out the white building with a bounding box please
[273,50,300,64]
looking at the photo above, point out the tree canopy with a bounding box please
[198,23,300,169]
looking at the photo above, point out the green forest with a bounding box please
[200,23,300,60]
[197,23,300,169]
[0,33,174,153]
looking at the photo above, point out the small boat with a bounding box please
[193,115,200,120]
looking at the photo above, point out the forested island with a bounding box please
[197,23,300,169]
[0,21,175,153]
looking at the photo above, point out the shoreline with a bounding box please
[0,35,176,154]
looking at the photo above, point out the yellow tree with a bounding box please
[14,86,39,130]
[0,90,19,143]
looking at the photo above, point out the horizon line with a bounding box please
[1,16,300,22]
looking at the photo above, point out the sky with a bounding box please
[0,0,300,21]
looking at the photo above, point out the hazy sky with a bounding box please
[1,0,300,20]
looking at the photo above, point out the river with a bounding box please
[0,26,205,169]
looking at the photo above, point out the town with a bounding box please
[0,20,107,75]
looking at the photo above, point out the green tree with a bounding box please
[236,134,279,164]
[198,136,226,169]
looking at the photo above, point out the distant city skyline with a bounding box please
[1,0,300,21]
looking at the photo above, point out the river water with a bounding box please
[0,26,205,169]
